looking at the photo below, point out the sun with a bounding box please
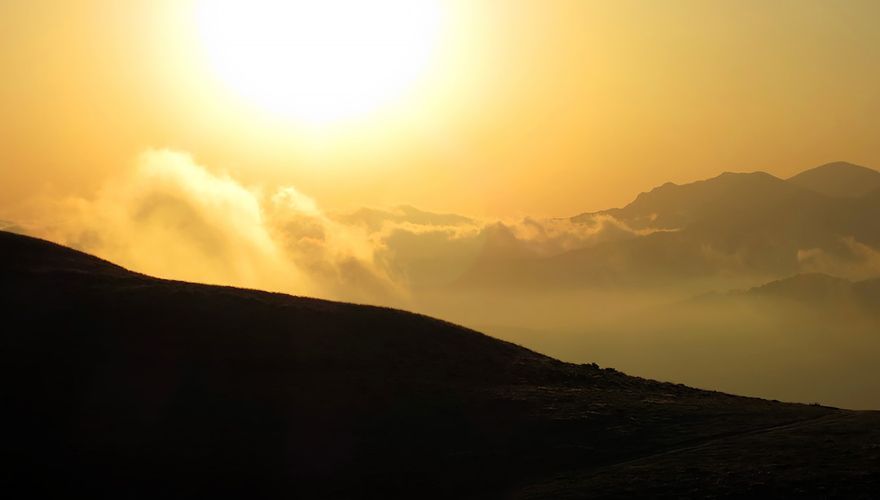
[195,0,443,125]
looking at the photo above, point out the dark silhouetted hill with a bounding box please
[2,231,879,498]
[788,161,880,198]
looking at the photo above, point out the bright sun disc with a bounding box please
[195,0,443,125]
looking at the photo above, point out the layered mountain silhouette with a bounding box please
[460,162,880,289]
[2,230,879,498]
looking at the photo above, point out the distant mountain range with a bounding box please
[460,162,880,289]
[2,230,879,498]
[695,272,880,317]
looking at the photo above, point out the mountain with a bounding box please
[739,272,880,313]
[690,272,880,323]
[573,162,880,232]
[572,171,814,231]
[2,230,880,498]
[462,164,880,290]
[788,161,880,198]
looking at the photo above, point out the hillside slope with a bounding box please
[1,231,878,498]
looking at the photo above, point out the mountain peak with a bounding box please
[593,170,803,230]
[810,161,873,171]
[788,162,880,198]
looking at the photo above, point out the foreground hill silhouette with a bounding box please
[2,231,879,498]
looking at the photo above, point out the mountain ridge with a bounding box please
[572,162,879,225]
[461,162,880,290]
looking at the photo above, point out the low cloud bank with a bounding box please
[12,150,395,302]
[7,149,643,303]
[797,237,880,280]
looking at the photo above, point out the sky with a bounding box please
[2,0,880,218]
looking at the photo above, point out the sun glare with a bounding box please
[195,0,443,125]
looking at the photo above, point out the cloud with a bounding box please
[334,205,475,232]
[797,237,880,280]
[345,212,650,289]
[503,215,646,257]
[13,149,402,302]
[3,148,660,300]
[266,185,404,301]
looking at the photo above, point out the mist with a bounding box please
[465,290,880,410]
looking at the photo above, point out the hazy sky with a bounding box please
[2,0,879,217]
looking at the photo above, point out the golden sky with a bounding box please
[2,0,879,217]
